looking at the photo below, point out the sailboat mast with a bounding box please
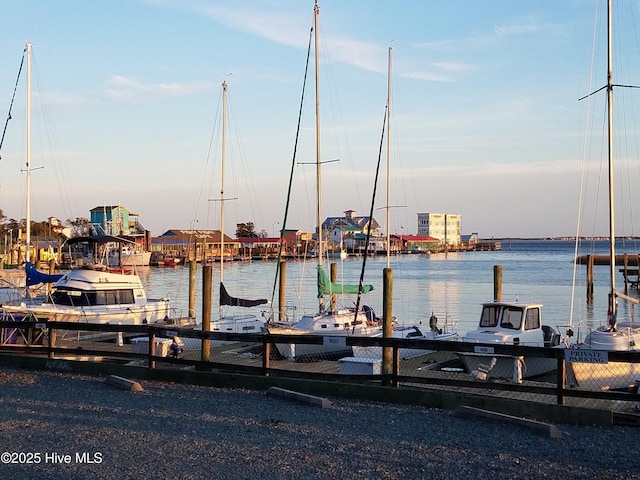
[25,42,32,264]
[220,80,227,317]
[386,47,391,269]
[314,2,324,312]
[607,0,616,323]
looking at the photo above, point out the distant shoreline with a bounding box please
[487,237,640,241]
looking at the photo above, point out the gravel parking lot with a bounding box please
[0,366,638,480]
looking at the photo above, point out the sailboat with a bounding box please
[207,81,268,335]
[269,2,381,360]
[563,0,640,390]
[0,43,184,328]
[351,47,458,361]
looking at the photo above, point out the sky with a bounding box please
[1,0,640,239]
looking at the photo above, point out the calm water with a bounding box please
[142,239,640,336]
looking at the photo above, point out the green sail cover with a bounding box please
[317,265,373,297]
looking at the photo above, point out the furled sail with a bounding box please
[220,282,268,307]
[317,265,373,297]
[25,261,63,286]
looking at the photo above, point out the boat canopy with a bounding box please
[63,235,137,246]
[317,265,373,297]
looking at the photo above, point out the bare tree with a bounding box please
[66,217,91,237]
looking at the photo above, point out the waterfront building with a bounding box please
[321,209,381,252]
[153,229,238,263]
[417,213,461,247]
[89,205,147,237]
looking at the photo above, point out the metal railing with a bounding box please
[0,320,638,418]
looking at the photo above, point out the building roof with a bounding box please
[322,215,379,231]
[90,205,140,216]
[156,229,235,243]
[236,237,282,245]
[401,234,441,242]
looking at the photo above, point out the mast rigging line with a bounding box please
[352,104,388,332]
[578,83,640,102]
[0,50,25,160]
[269,17,315,307]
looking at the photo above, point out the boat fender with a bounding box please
[513,356,525,383]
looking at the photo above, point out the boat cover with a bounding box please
[317,265,373,297]
[220,282,268,307]
[25,261,63,286]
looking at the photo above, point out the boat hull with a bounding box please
[118,251,151,267]
[566,360,640,390]
[352,326,458,360]
[563,323,640,389]
[2,299,172,325]
[270,310,381,360]
[458,352,557,380]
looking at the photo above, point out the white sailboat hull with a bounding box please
[119,251,151,267]
[352,325,458,360]
[565,323,640,390]
[271,310,380,360]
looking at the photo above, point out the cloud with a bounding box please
[169,0,388,73]
[104,75,212,101]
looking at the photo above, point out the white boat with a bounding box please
[109,245,151,267]
[352,313,458,361]
[0,44,185,329]
[269,2,380,360]
[327,250,347,261]
[1,267,175,325]
[458,301,561,380]
[561,0,640,390]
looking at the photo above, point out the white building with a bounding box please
[417,213,461,246]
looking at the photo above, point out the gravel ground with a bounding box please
[0,366,638,480]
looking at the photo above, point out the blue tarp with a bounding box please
[25,261,63,286]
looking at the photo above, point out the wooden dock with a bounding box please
[575,253,640,265]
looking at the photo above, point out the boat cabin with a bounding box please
[464,301,559,347]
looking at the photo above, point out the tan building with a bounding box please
[417,213,461,246]
[153,229,238,263]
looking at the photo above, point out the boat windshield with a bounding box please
[500,307,523,330]
[47,288,136,307]
[479,305,500,327]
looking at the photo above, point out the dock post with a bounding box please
[493,265,502,302]
[330,263,338,312]
[47,325,56,359]
[556,357,566,405]
[201,264,212,362]
[623,253,629,294]
[262,338,271,373]
[279,261,286,322]
[188,260,196,318]
[148,331,156,369]
[383,267,393,383]
[586,255,594,303]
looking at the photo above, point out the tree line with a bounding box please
[0,208,91,241]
